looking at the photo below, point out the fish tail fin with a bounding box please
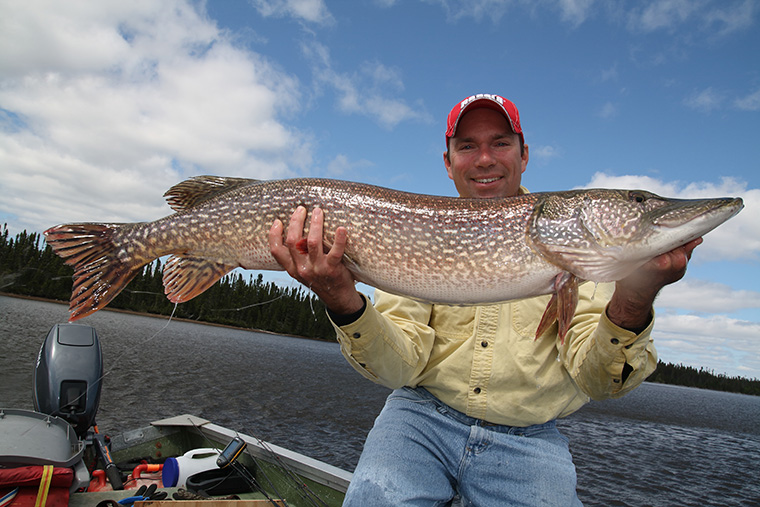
[44,223,147,321]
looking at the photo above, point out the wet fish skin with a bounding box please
[44,177,743,339]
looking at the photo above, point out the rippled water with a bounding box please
[2,295,759,506]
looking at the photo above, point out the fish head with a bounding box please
[527,189,743,282]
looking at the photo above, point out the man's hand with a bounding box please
[268,206,365,315]
[607,238,702,332]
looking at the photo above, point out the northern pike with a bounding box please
[44,176,743,340]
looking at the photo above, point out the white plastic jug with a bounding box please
[162,448,220,488]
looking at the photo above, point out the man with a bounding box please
[269,94,700,505]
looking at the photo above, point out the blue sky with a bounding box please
[1,0,759,378]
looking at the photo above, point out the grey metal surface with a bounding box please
[0,408,84,467]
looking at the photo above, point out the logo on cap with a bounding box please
[446,93,522,142]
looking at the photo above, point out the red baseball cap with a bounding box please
[445,94,523,145]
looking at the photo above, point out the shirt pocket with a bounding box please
[429,305,476,341]
[511,295,553,340]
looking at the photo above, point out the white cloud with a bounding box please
[597,101,618,119]
[734,88,760,111]
[531,145,561,166]
[653,313,760,378]
[657,279,760,313]
[301,42,431,129]
[555,0,596,27]
[599,63,619,83]
[423,0,596,25]
[625,0,756,36]
[584,173,759,262]
[624,0,757,41]
[627,0,697,33]
[249,0,334,25]
[702,0,756,37]
[683,87,724,113]
[388,0,755,36]
[0,0,308,234]
[682,87,760,113]
[325,154,374,178]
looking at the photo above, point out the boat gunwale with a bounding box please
[149,414,352,494]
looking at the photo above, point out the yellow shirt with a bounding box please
[332,282,657,427]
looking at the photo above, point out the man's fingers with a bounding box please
[307,207,326,262]
[285,206,308,248]
[269,218,295,271]
[683,237,703,260]
[326,226,348,266]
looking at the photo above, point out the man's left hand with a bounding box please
[607,238,702,332]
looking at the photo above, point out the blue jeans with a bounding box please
[344,387,582,506]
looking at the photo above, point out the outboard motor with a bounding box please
[33,323,103,438]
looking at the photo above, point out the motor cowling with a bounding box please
[33,323,103,438]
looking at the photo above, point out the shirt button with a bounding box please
[481,341,488,348]
[610,338,620,345]
[352,332,361,339]
[613,378,621,383]
[473,387,482,394]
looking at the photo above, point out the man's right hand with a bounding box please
[268,206,365,315]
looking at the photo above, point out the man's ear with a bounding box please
[444,151,454,180]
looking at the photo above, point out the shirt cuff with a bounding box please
[595,306,655,357]
[326,295,367,326]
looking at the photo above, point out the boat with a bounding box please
[0,323,351,506]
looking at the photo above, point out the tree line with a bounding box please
[2,225,758,395]
[647,361,760,396]
[0,225,334,339]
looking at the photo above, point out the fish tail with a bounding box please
[44,223,147,321]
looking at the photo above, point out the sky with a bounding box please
[1,0,759,378]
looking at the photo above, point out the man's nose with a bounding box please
[475,146,496,167]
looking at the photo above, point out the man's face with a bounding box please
[444,107,528,199]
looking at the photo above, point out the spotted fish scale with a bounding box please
[44,176,742,340]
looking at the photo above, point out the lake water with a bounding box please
[2,295,759,506]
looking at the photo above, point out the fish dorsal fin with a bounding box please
[164,175,261,212]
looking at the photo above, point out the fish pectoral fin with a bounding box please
[163,176,262,212]
[163,255,236,303]
[537,244,632,282]
[535,273,580,344]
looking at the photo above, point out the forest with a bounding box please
[0,226,334,339]
[2,225,758,396]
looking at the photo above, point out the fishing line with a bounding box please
[188,418,327,507]
[99,301,179,381]
[186,420,288,507]
[209,293,287,312]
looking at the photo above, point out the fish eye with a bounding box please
[629,191,646,204]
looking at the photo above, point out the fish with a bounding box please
[44,176,743,340]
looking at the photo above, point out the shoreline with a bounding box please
[0,292,332,343]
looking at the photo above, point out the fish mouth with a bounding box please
[653,197,744,228]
